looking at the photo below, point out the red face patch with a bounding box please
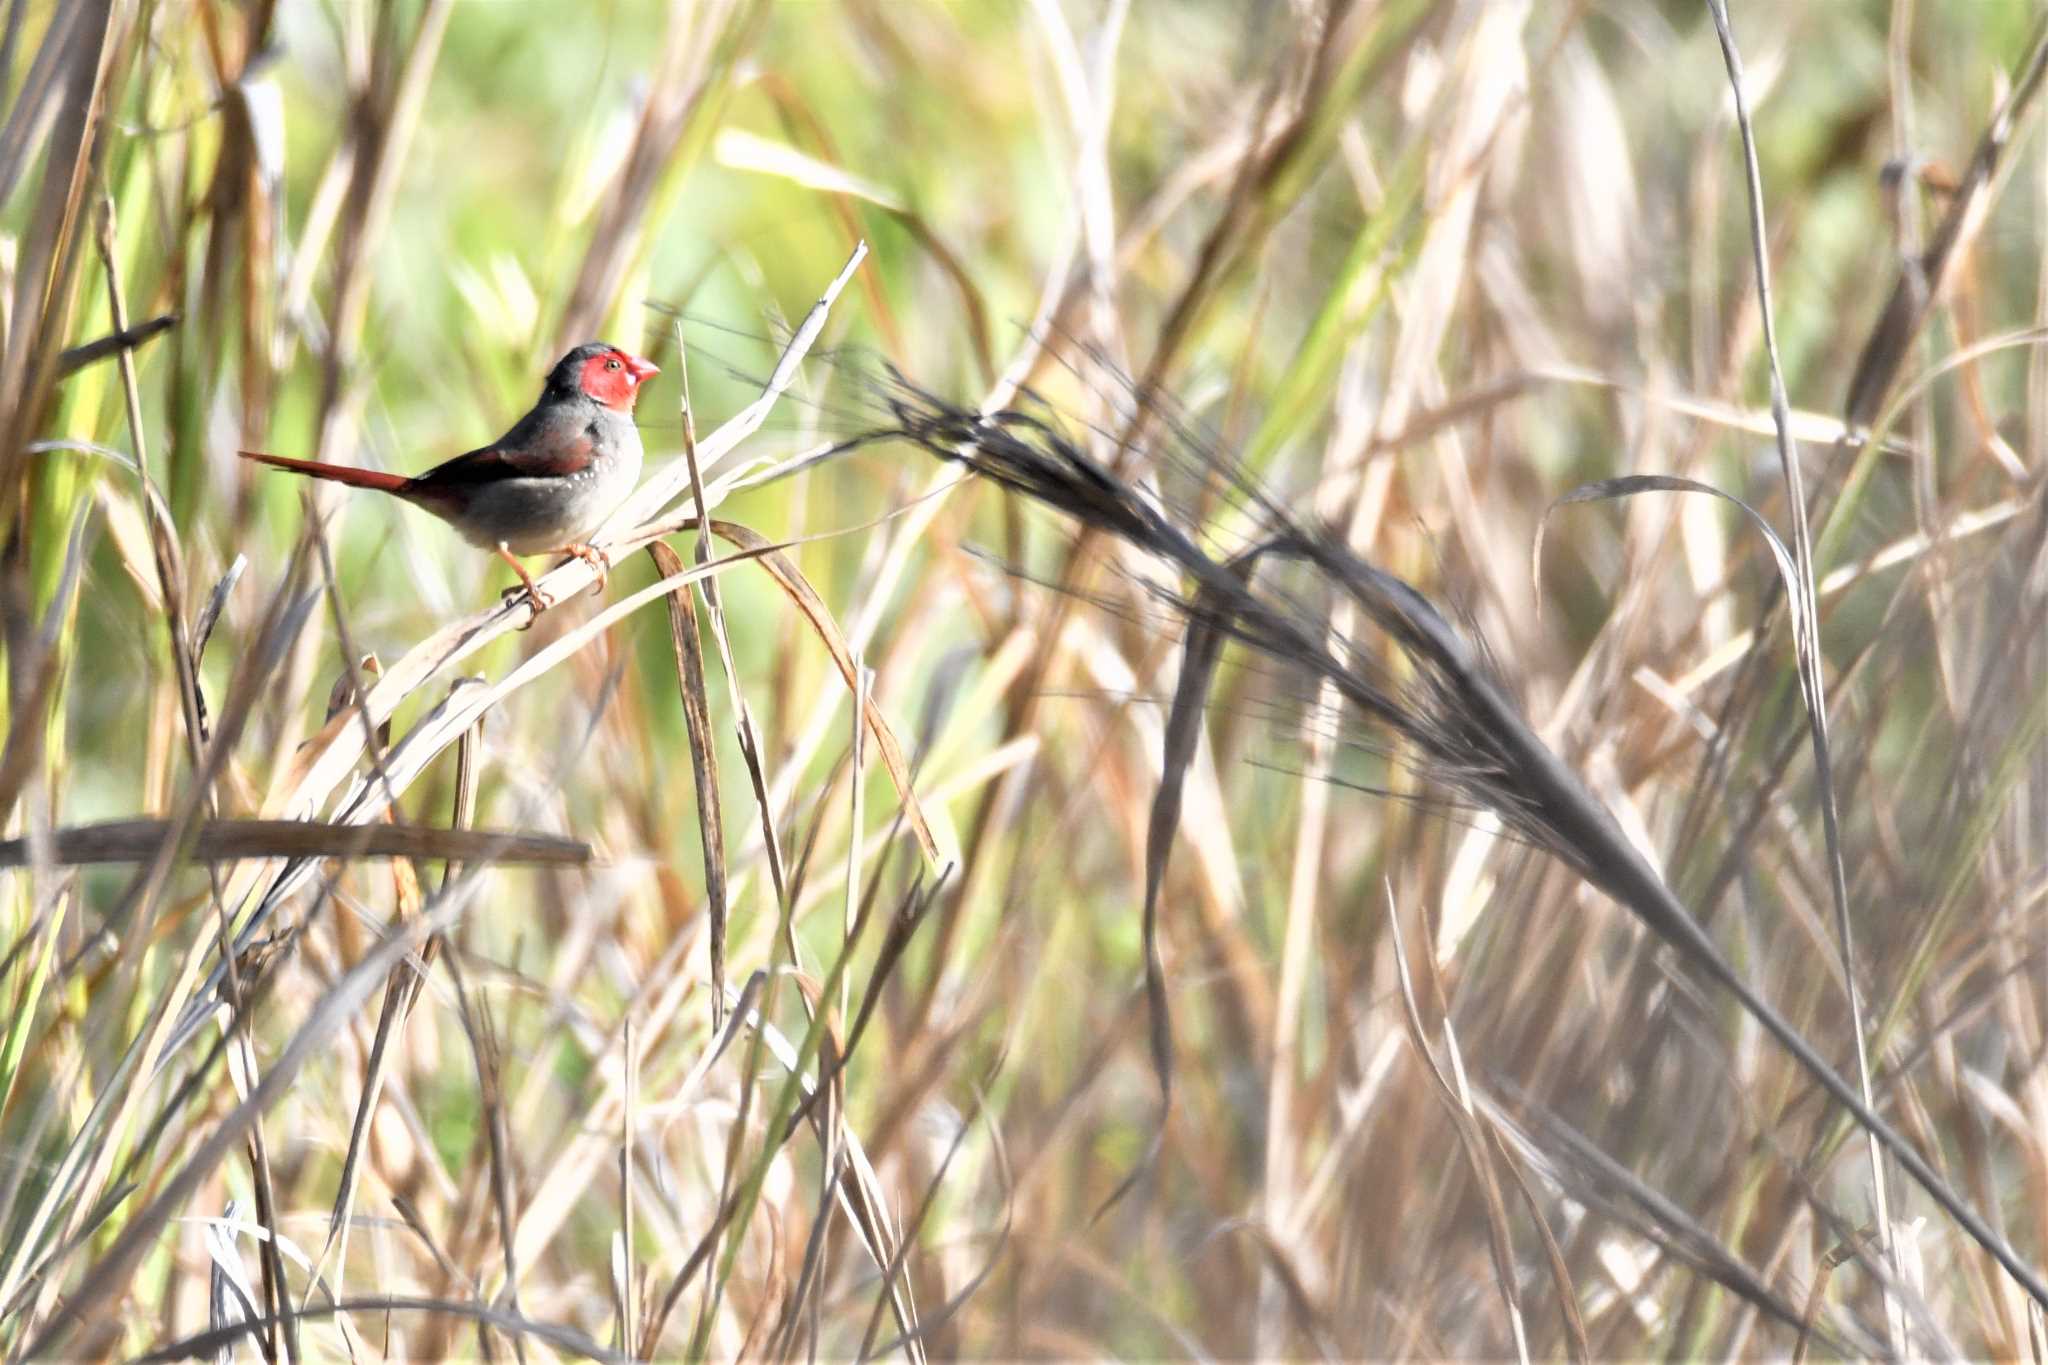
[577,349,659,410]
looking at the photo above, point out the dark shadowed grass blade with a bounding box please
[133,1296,626,1364]
[0,0,117,530]
[0,818,591,867]
[648,538,730,1032]
[1840,15,2048,428]
[1095,556,1243,1219]
[53,312,176,377]
[0,497,93,818]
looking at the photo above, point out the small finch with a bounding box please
[240,342,658,611]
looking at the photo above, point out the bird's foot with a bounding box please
[496,545,552,629]
[500,580,556,625]
[556,542,611,595]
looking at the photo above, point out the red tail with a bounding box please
[239,449,411,493]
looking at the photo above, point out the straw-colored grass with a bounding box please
[3,1,2045,1359]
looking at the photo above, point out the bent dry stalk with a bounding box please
[852,370,2048,1313]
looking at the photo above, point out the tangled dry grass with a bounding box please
[2,1,2046,1359]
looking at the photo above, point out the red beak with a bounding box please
[625,354,660,383]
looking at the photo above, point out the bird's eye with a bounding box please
[606,358,622,370]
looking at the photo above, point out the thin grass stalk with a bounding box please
[617,1016,638,1358]
[673,738,924,1357]
[445,941,528,1365]
[1701,0,1898,1328]
[1385,881,1530,1364]
[131,1294,625,1364]
[309,0,451,463]
[1480,1084,1874,1355]
[666,324,729,1031]
[303,704,487,1332]
[852,1083,998,1362]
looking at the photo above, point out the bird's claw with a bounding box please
[501,579,555,627]
[560,542,611,595]
[494,543,606,630]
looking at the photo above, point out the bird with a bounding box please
[239,341,659,613]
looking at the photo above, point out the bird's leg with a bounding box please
[495,543,551,625]
[553,542,611,595]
